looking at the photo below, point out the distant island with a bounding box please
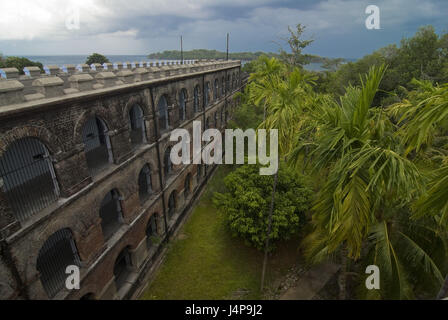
[148,49,279,61]
[147,49,345,67]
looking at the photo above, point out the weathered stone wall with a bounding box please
[0,60,243,300]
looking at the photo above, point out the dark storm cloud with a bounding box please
[1,0,447,58]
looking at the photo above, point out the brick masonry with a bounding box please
[0,60,244,300]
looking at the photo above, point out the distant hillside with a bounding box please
[147,50,279,61]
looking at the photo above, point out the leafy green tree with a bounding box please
[278,24,314,68]
[323,26,448,104]
[0,56,43,74]
[213,164,312,251]
[85,53,110,65]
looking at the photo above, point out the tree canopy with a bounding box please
[213,164,312,251]
[85,53,110,65]
[0,56,43,74]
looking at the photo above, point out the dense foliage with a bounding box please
[0,56,43,74]
[213,164,312,251]
[233,23,448,299]
[316,26,448,104]
[85,53,110,65]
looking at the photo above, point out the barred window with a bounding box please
[0,137,59,221]
[129,104,146,147]
[99,189,123,240]
[82,116,113,176]
[36,228,81,298]
[138,164,152,202]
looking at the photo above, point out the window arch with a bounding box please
[214,79,219,100]
[114,246,132,290]
[129,104,146,148]
[138,164,152,202]
[36,228,81,298]
[194,85,200,113]
[157,95,169,131]
[204,82,210,107]
[164,146,173,177]
[179,89,187,121]
[99,189,123,240]
[146,213,158,248]
[167,191,176,220]
[82,116,113,175]
[0,137,59,221]
[184,173,191,200]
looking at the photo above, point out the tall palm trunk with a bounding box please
[338,246,348,300]
[260,171,278,291]
[436,274,448,299]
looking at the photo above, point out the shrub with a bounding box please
[213,164,312,251]
[85,53,110,65]
[0,56,43,74]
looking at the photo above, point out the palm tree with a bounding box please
[291,65,443,299]
[389,79,448,298]
[244,57,317,291]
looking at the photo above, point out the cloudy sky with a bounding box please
[0,0,447,59]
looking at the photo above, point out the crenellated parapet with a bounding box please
[0,59,241,107]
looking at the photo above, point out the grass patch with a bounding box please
[140,165,301,300]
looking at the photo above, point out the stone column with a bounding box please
[53,144,92,198]
[108,128,133,165]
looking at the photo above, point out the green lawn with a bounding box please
[140,165,301,300]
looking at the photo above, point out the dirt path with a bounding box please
[279,262,340,300]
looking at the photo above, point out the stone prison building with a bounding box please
[0,59,244,300]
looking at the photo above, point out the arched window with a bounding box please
[138,164,152,202]
[36,228,81,298]
[0,137,59,221]
[167,191,176,220]
[221,77,225,95]
[214,79,219,100]
[194,85,200,113]
[164,147,173,177]
[114,247,132,290]
[157,95,169,131]
[99,189,123,240]
[82,116,113,175]
[204,82,210,107]
[146,214,158,248]
[184,174,191,200]
[179,89,187,121]
[129,104,146,148]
